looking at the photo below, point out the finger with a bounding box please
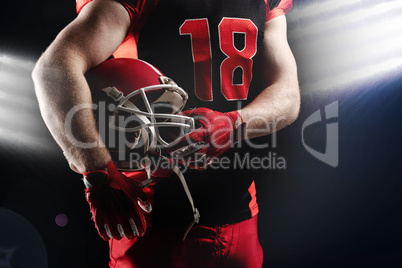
[181,109,193,116]
[118,214,140,240]
[115,190,147,236]
[117,224,125,239]
[119,219,135,240]
[110,181,147,236]
[108,223,123,240]
[94,211,110,241]
[110,191,141,240]
[128,204,146,236]
[175,146,208,165]
[138,199,152,213]
[210,130,232,149]
[104,224,113,240]
[103,192,127,240]
[129,218,140,237]
[182,107,213,117]
[168,129,207,156]
[170,141,207,158]
[133,217,146,237]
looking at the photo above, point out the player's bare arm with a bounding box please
[32,0,131,173]
[32,1,152,241]
[240,15,300,139]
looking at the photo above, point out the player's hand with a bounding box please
[168,108,246,170]
[83,161,152,240]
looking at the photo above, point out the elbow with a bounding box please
[31,55,59,121]
[32,48,86,89]
[32,56,50,98]
[31,54,56,90]
[32,52,78,96]
[31,52,72,115]
[32,57,46,86]
[31,57,43,84]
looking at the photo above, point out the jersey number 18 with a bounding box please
[180,18,258,101]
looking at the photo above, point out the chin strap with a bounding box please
[172,166,200,240]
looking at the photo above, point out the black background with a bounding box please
[1,0,401,267]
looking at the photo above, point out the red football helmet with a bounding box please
[85,58,194,172]
[86,58,200,239]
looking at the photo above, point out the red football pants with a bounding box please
[108,215,263,268]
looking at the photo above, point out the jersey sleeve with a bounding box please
[76,0,159,59]
[76,0,91,14]
[266,0,293,21]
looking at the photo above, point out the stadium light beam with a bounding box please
[287,0,402,93]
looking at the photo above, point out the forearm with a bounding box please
[239,15,300,140]
[32,54,111,173]
[239,80,300,139]
[31,0,132,173]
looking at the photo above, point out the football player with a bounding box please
[32,0,300,267]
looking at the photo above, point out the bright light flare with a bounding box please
[0,54,35,70]
[0,54,55,151]
[288,0,402,92]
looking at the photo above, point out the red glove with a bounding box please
[168,108,246,170]
[83,161,152,240]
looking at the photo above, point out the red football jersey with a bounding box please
[77,0,292,227]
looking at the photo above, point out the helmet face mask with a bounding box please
[86,59,194,171]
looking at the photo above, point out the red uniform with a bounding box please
[76,0,292,267]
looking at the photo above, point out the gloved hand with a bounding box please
[168,108,246,170]
[83,161,152,240]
